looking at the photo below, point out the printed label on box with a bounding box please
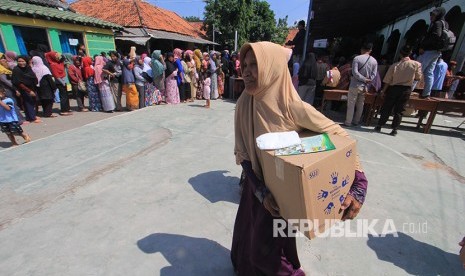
[275,158,284,181]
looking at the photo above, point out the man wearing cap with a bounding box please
[374,45,422,136]
[417,7,448,99]
[285,20,306,64]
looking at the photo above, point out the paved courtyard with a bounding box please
[0,99,465,275]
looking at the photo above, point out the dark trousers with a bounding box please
[19,90,37,121]
[183,82,191,101]
[41,99,54,117]
[224,76,230,98]
[378,85,411,130]
[178,82,186,102]
[71,84,86,110]
[56,83,70,112]
[136,84,145,108]
[314,80,324,107]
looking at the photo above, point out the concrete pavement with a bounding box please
[0,99,465,275]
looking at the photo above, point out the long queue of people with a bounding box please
[0,45,242,146]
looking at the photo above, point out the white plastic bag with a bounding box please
[256,131,301,150]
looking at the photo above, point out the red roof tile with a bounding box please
[189,21,207,37]
[71,0,202,37]
[285,28,299,46]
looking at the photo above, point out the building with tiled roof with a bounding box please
[71,0,215,54]
[0,0,121,56]
[189,21,207,37]
[284,28,299,47]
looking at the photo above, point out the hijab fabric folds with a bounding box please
[12,56,37,89]
[151,50,164,78]
[185,50,193,58]
[209,51,217,72]
[81,56,95,79]
[0,53,12,75]
[235,42,362,179]
[194,49,202,71]
[165,53,176,77]
[45,51,66,79]
[31,56,52,85]
[93,56,106,84]
[5,51,17,69]
[143,57,153,77]
[173,48,182,60]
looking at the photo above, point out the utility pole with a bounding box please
[302,0,313,64]
[234,30,238,52]
[212,0,217,50]
[213,23,215,51]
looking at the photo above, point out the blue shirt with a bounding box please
[432,59,448,90]
[175,59,184,86]
[0,97,18,123]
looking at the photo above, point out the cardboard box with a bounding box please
[261,133,357,239]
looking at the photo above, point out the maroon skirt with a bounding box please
[231,175,305,275]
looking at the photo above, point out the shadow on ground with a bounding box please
[137,233,234,276]
[367,232,462,275]
[188,104,206,108]
[188,170,241,204]
[0,142,13,149]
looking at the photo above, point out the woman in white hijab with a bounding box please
[143,56,157,106]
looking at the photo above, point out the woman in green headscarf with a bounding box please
[151,50,166,103]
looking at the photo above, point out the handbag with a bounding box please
[142,72,153,83]
[77,80,87,92]
[74,66,87,92]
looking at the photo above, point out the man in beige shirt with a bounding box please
[374,45,422,136]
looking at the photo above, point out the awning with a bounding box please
[310,0,437,38]
[146,29,218,45]
[115,36,149,46]
[114,28,149,45]
[115,27,217,46]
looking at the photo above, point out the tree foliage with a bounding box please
[203,0,289,49]
[184,16,202,22]
[273,16,290,45]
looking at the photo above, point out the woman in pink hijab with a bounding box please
[94,56,115,112]
[31,56,56,117]
[5,51,17,70]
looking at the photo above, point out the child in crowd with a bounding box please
[0,86,31,146]
[454,72,465,100]
[203,71,212,108]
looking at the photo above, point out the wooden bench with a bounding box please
[320,89,378,125]
[230,77,245,100]
[320,89,349,112]
[321,89,442,133]
[432,98,465,116]
[404,97,439,133]
[423,98,465,131]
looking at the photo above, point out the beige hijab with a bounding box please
[234,42,362,180]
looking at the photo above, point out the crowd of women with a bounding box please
[0,45,243,125]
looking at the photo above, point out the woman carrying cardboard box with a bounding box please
[232,41,368,275]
